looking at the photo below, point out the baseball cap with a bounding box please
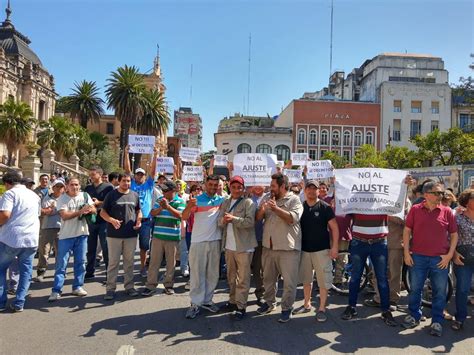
[229,176,245,187]
[159,180,177,192]
[305,180,319,188]
[21,177,35,185]
[52,179,66,187]
[135,168,146,175]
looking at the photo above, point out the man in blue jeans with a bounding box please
[0,171,40,312]
[402,181,458,337]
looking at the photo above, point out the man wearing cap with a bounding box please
[256,173,304,323]
[34,179,66,282]
[292,180,339,322]
[124,145,158,277]
[142,181,186,296]
[218,176,257,320]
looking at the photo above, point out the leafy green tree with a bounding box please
[0,98,36,165]
[89,131,109,152]
[37,116,81,160]
[63,80,105,128]
[353,144,388,168]
[81,146,121,174]
[410,128,474,166]
[320,151,348,169]
[381,145,422,169]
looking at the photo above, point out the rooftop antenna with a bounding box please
[329,0,334,79]
[247,33,251,116]
[189,64,193,106]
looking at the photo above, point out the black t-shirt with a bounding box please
[102,189,141,238]
[84,182,114,224]
[300,200,335,252]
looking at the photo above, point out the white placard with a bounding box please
[180,147,200,163]
[283,169,303,184]
[291,153,308,166]
[233,153,277,186]
[334,168,408,216]
[307,160,335,179]
[182,166,204,182]
[128,135,155,154]
[214,155,228,167]
[156,157,174,174]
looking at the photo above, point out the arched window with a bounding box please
[321,130,329,145]
[237,143,251,153]
[355,131,362,146]
[332,130,340,146]
[275,145,290,161]
[297,129,306,145]
[256,144,272,153]
[309,129,317,145]
[366,131,374,145]
[343,131,351,146]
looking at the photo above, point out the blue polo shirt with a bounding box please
[190,193,225,244]
[131,176,154,219]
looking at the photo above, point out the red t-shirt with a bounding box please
[405,202,457,257]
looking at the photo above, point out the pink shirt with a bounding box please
[405,202,457,257]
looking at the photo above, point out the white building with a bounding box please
[214,113,292,161]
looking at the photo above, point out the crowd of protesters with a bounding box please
[0,148,473,338]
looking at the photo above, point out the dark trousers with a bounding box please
[86,222,108,276]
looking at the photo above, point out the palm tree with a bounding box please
[138,89,170,136]
[89,131,109,152]
[0,98,36,166]
[64,80,105,128]
[105,65,147,165]
[37,116,79,161]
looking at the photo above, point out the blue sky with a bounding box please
[12,0,474,151]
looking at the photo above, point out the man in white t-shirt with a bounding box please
[48,178,96,302]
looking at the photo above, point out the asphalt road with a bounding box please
[1,254,473,354]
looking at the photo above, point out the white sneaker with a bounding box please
[72,287,88,297]
[48,292,61,302]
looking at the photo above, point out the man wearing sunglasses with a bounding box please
[402,182,458,337]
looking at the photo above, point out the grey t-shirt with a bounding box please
[102,189,141,238]
[41,194,62,230]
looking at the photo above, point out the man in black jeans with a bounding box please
[84,166,114,279]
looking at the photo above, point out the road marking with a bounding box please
[117,345,136,355]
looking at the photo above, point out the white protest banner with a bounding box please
[182,166,204,182]
[334,168,408,216]
[156,157,174,175]
[233,153,277,186]
[307,160,334,179]
[291,153,308,166]
[128,135,155,154]
[283,169,303,184]
[213,154,228,167]
[180,147,200,163]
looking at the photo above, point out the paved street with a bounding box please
[1,255,473,355]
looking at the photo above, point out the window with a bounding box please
[297,148,306,153]
[320,149,327,158]
[332,130,340,146]
[343,131,351,146]
[410,120,421,138]
[237,143,251,153]
[309,149,317,160]
[275,145,290,161]
[431,120,439,131]
[106,123,114,135]
[38,100,46,121]
[309,129,317,145]
[321,130,329,145]
[411,101,422,113]
[297,129,306,145]
[431,101,439,114]
[343,150,351,161]
[256,144,272,153]
[460,113,470,128]
[365,131,374,145]
[393,119,401,141]
[393,100,402,113]
[354,131,362,146]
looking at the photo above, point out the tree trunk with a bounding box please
[119,123,130,168]
[80,115,88,129]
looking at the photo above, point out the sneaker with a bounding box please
[84,273,95,280]
[164,287,175,295]
[232,308,246,320]
[184,280,191,291]
[278,309,292,323]
[363,298,380,308]
[185,304,200,319]
[224,302,238,313]
[256,297,265,307]
[451,320,463,331]
[341,306,358,320]
[389,302,398,312]
[430,322,443,337]
[316,310,328,323]
[182,270,190,278]
[48,292,61,302]
[104,291,115,300]
[140,268,148,278]
[125,288,139,297]
[402,315,420,329]
[257,302,275,315]
[292,305,312,315]
[9,303,23,312]
[201,302,220,313]
[72,287,88,297]
[141,288,156,297]
[382,311,398,327]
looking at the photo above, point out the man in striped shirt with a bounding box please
[142,181,186,296]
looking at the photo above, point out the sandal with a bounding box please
[451,320,463,331]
